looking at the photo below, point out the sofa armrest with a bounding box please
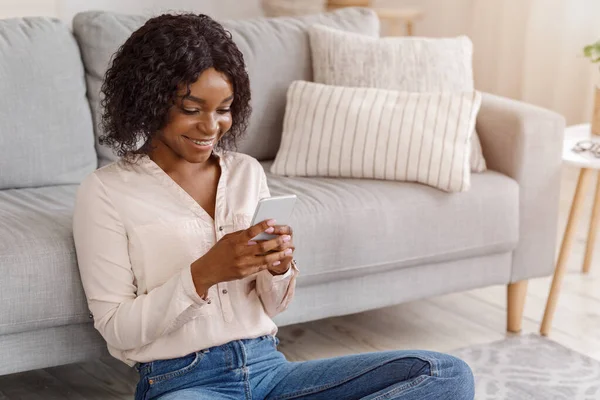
[476,92,566,282]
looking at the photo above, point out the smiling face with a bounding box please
[151,67,234,165]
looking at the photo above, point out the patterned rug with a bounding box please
[451,334,600,400]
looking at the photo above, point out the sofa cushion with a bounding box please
[0,18,97,189]
[270,81,481,192]
[72,8,380,166]
[0,186,90,335]
[0,168,518,335]
[308,23,487,173]
[261,160,519,286]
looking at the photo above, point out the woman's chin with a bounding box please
[181,149,214,165]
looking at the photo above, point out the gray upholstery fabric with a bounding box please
[72,8,380,166]
[0,250,510,376]
[0,162,518,337]
[274,251,512,326]
[0,323,108,376]
[72,12,146,167]
[261,160,519,286]
[476,93,565,282]
[0,18,96,189]
[0,185,90,336]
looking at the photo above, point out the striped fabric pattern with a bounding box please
[270,81,482,192]
[308,23,487,173]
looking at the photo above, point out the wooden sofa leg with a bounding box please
[507,280,528,333]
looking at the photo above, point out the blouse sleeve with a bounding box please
[73,173,209,351]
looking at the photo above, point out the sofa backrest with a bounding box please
[72,8,380,165]
[0,17,97,189]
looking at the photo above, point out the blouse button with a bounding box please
[222,289,228,294]
[218,226,224,232]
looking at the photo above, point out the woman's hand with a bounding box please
[190,219,293,296]
[265,225,295,275]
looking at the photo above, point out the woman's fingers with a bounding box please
[270,255,294,274]
[241,219,277,243]
[233,222,295,273]
[271,225,293,236]
[258,247,294,266]
[238,246,293,269]
[250,225,294,254]
[237,247,295,277]
[247,235,292,256]
[247,263,271,275]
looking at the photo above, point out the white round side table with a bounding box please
[541,123,600,336]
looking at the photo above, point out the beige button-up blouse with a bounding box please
[72,151,298,367]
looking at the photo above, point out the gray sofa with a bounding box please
[0,8,565,376]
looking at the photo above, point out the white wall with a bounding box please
[0,0,264,22]
[374,0,473,38]
[58,0,263,23]
[0,0,468,33]
[0,0,60,18]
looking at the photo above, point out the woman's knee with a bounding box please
[411,352,473,398]
[442,354,475,398]
[363,350,475,399]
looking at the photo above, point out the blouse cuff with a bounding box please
[257,262,298,293]
[180,264,210,307]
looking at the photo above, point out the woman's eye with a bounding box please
[181,108,199,115]
[217,108,231,115]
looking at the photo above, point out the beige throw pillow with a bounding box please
[270,81,482,193]
[308,24,487,173]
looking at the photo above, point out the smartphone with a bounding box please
[250,194,297,241]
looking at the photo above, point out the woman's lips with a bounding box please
[183,136,215,150]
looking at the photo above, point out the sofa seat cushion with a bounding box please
[0,186,90,335]
[261,161,519,286]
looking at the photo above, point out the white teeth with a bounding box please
[190,138,213,146]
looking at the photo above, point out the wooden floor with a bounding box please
[2,165,600,398]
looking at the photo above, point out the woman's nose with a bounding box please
[198,116,220,136]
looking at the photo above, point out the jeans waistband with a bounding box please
[134,335,274,376]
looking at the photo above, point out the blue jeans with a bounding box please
[134,335,474,400]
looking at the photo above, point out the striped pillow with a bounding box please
[308,24,487,173]
[270,81,482,192]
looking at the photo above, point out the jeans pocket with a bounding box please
[147,351,206,386]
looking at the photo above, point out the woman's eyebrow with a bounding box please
[184,94,234,104]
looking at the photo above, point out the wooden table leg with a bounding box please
[507,280,528,333]
[583,172,600,274]
[406,21,413,36]
[541,168,593,336]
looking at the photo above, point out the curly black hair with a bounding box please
[100,13,251,159]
